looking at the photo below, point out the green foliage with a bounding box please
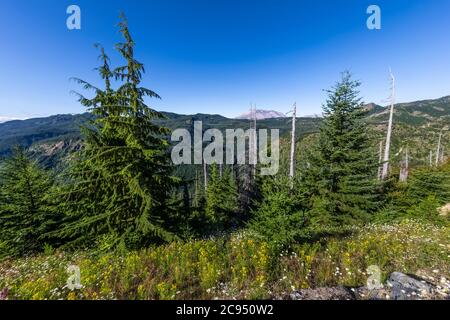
[249,176,306,252]
[205,164,238,229]
[158,182,209,240]
[406,196,448,224]
[58,16,177,249]
[0,147,60,258]
[380,162,450,224]
[302,72,382,226]
[406,163,450,205]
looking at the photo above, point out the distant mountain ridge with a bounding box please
[0,95,449,167]
[368,96,450,127]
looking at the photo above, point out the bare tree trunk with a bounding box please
[382,70,395,180]
[248,104,257,178]
[252,105,257,178]
[399,148,409,183]
[194,168,199,206]
[436,129,443,166]
[429,150,433,167]
[204,162,208,192]
[289,103,297,185]
[406,147,409,170]
[378,141,383,180]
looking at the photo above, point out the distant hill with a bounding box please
[366,96,450,166]
[368,96,450,127]
[0,114,89,156]
[0,95,449,168]
[0,110,321,167]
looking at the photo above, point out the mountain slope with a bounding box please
[368,96,450,128]
[0,114,88,156]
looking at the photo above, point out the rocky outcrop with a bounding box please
[290,286,355,300]
[387,272,433,299]
[287,272,449,300]
[29,139,82,157]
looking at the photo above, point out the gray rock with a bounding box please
[282,272,447,300]
[289,286,355,300]
[354,287,391,300]
[388,272,433,300]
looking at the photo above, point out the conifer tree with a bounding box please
[0,147,59,257]
[383,161,450,223]
[205,164,238,228]
[250,175,305,251]
[59,16,176,249]
[406,163,450,206]
[303,72,382,226]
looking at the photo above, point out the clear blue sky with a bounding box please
[1,0,450,119]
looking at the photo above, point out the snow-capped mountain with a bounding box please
[0,116,26,123]
[235,110,286,120]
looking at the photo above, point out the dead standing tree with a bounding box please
[399,148,409,183]
[435,128,444,166]
[378,140,383,180]
[235,104,258,215]
[441,146,445,163]
[204,162,208,192]
[251,104,257,178]
[289,103,297,186]
[381,69,396,180]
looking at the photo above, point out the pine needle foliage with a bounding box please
[303,72,382,226]
[249,175,305,251]
[59,15,176,249]
[205,164,238,229]
[406,163,450,204]
[386,161,450,217]
[0,147,59,258]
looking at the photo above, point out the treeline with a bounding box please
[0,17,449,259]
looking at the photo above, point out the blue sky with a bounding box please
[1,0,450,119]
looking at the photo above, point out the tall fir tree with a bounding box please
[303,72,382,226]
[0,147,59,258]
[205,164,238,229]
[59,16,176,249]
